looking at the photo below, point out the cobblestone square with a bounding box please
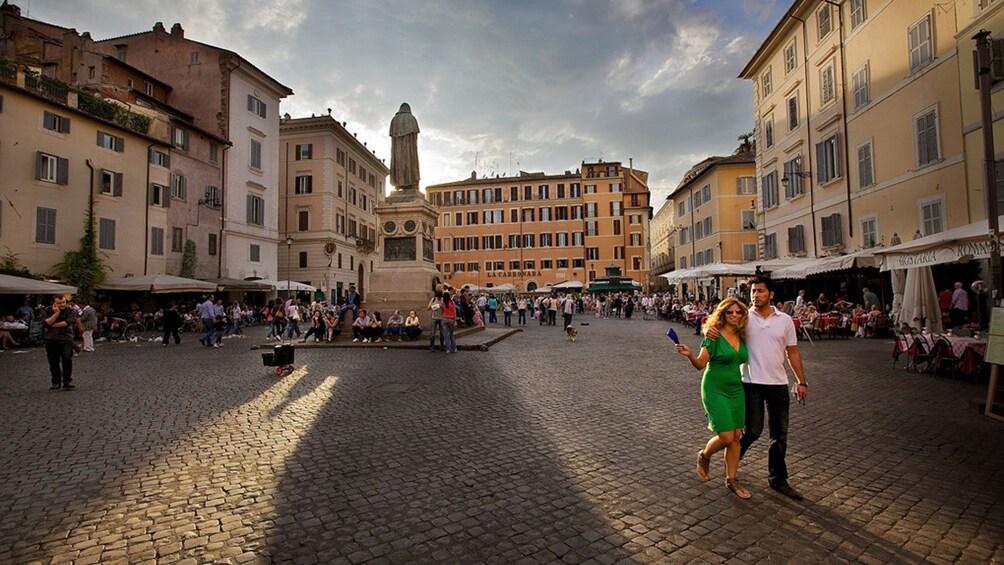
[0,317,1001,564]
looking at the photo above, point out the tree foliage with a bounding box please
[180,239,198,278]
[52,211,106,302]
[0,247,41,279]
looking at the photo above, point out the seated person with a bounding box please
[301,310,326,343]
[865,304,882,337]
[404,310,422,340]
[805,305,820,323]
[366,311,384,343]
[324,311,341,342]
[1,315,27,348]
[386,310,404,341]
[351,309,371,342]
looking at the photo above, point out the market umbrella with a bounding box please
[899,266,942,333]
[97,274,218,294]
[890,269,907,327]
[0,273,77,295]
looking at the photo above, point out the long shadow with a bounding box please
[0,327,294,563]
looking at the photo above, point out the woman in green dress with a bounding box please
[674,297,751,499]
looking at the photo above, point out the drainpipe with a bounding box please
[144,142,155,275]
[217,142,232,278]
[825,0,854,242]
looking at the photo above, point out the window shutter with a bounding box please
[163,187,171,208]
[35,152,44,180]
[247,95,254,111]
[35,208,45,242]
[816,142,826,183]
[834,133,843,177]
[59,116,70,133]
[96,131,102,146]
[164,153,171,169]
[56,157,69,185]
[247,195,254,224]
[115,136,124,152]
[114,172,123,196]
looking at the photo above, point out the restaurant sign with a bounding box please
[487,270,541,278]
[881,240,1001,271]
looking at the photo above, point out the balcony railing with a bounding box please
[355,238,376,254]
[24,72,68,104]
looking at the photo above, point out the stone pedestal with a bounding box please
[365,191,441,326]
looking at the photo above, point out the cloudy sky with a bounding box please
[25,0,787,206]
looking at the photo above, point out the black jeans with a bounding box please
[740,383,790,487]
[162,328,181,344]
[45,339,73,386]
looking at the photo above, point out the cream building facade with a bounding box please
[667,154,758,297]
[427,160,653,292]
[278,115,387,301]
[741,0,969,260]
[649,199,675,291]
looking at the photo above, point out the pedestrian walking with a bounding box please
[43,296,77,390]
[442,292,458,353]
[79,301,97,352]
[428,292,445,351]
[198,295,215,347]
[517,297,527,325]
[162,303,183,345]
[561,294,574,330]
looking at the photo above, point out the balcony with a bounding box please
[24,71,68,104]
[355,237,376,254]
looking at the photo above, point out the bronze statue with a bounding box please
[389,103,420,192]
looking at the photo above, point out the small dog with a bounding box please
[565,326,578,342]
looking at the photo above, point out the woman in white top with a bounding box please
[351,309,371,342]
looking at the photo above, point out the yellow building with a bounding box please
[0,65,174,278]
[278,115,388,300]
[649,198,675,291]
[667,153,758,297]
[740,0,969,258]
[426,160,652,292]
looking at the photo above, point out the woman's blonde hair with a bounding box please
[702,297,749,337]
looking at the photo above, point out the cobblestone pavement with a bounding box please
[0,315,1002,564]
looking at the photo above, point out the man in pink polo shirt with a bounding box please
[742,276,809,500]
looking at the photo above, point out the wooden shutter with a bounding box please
[246,195,254,224]
[114,172,123,196]
[115,136,124,152]
[247,94,254,111]
[59,116,70,133]
[56,157,69,185]
[816,141,826,183]
[35,152,45,180]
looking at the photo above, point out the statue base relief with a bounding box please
[365,192,441,328]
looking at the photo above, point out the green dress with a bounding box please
[700,335,747,432]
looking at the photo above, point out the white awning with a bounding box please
[873,216,1004,271]
[553,280,584,289]
[0,274,77,295]
[771,249,878,280]
[98,274,218,293]
[254,279,317,292]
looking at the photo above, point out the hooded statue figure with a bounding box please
[389,103,420,191]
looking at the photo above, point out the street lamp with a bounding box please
[285,235,293,299]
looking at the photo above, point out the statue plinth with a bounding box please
[365,191,441,326]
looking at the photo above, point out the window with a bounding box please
[171,227,183,252]
[336,213,345,235]
[703,217,712,237]
[787,225,806,254]
[97,131,124,152]
[761,68,772,97]
[586,203,597,218]
[522,260,535,271]
[679,228,688,245]
[784,40,797,75]
[204,185,221,208]
[99,218,116,250]
[42,111,70,133]
[247,194,265,226]
[702,185,711,203]
[336,148,345,166]
[857,141,874,189]
[555,206,568,220]
[295,174,313,194]
[250,139,262,170]
[522,234,536,248]
[248,95,267,118]
[556,232,568,247]
[787,95,799,131]
[337,180,343,198]
[610,202,622,216]
[852,63,870,110]
[695,220,703,240]
[570,183,581,197]
[573,258,584,268]
[742,209,756,230]
[613,220,622,236]
[151,227,164,256]
[467,211,479,225]
[585,184,596,194]
[250,244,261,262]
[851,0,868,29]
[540,233,553,247]
[209,143,219,164]
[586,221,598,236]
[116,47,127,61]
[678,201,686,217]
[630,233,641,246]
[296,144,312,160]
[190,51,200,65]
[36,207,56,244]
[762,170,779,209]
[763,116,774,148]
[820,62,835,105]
[737,176,756,195]
[610,183,622,193]
[629,214,641,225]
[538,184,550,199]
[540,207,552,222]
[915,107,940,166]
[299,251,308,269]
[919,197,944,235]
[908,14,933,73]
[298,210,309,231]
[171,173,187,200]
[172,126,188,150]
[150,150,170,168]
[860,217,878,248]
[573,232,584,246]
[783,157,804,199]
[208,233,217,256]
[614,247,625,260]
[586,248,600,261]
[557,259,569,269]
[764,233,778,259]
[467,189,479,205]
[743,243,757,261]
[101,169,123,196]
[150,184,168,207]
[815,133,841,184]
[821,214,843,247]
[817,4,832,40]
[144,81,153,96]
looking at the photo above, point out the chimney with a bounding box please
[170,23,184,39]
[153,22,165,33]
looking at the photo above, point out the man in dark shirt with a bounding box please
[44,296,77,390]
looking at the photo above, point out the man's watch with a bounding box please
[797,382,808,387]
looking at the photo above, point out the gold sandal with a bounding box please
[726,478,751,499]
[696,450,710,481]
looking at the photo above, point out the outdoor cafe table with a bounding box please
[897,334,988,376]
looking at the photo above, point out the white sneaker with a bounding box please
[363,338,369,343]
[213,343,220,348]
[352,338,359,342]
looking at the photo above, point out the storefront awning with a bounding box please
[771,249,878,280]
[873,216,1004,271]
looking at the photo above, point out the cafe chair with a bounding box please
[931,336,961,379]
[907,334,934,373]
[892,331,911,369]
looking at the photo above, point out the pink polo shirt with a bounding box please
[742,306,798,385]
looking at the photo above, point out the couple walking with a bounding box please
[675,277,808,500]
